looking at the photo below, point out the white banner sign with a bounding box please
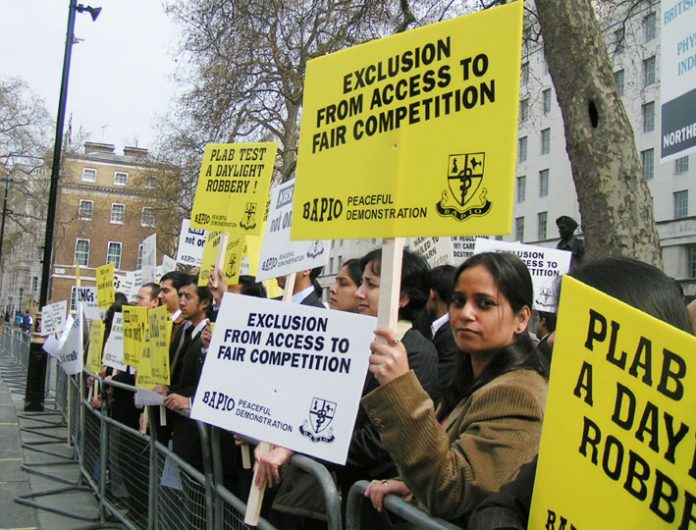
[40,300,67,336]
[59,312,83,375]
[141,233,157,284]
[473,238,571,311]
[72,286,101,321]
[176,219,205,267]
[409,236,488,267]
[660,0,696,161]
[191,294,375,464]
[159,255,177,279]
[256,180,330,281]
[102,313,127,371]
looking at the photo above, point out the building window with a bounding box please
[688,245,696,279]
[519,98,529,124]
[643,56,656,87]
[82,168,96,182]
[521,61,529,87]
[541,128,551,155]
[78,200,93,220]
[517,175,526,203]
[675,156,689,174]
[75,239,90,267]
[106,242,122,270]
[643,12,656,42]
[141,207,155,227]
[110,203,125,224]
[32,276,39,292]
[641,149,654,180]
[543,88,552,114]
[518,136,528,162]
[145,176,157,189]
[515,217,525,242]
[136,244,143,270]
[614,69,625,97]
[674,190,688,219]
[329,257,334,274]
[642,101,655,133]
[539,169,549,197]
[537,211,548,240]
[114,171,128,186]
[614,27,625,53]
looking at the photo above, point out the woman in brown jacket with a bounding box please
[363,252,548,526]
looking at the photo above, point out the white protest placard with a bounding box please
[660,0,696,161]
[103,313,127,371]
[257,180,330,281]
[135,388,165,407]
[176,219,205,267]
[408,236,488,268]
[473,238,571,311]
[72,286,101,321]
[191,294,376,464]
[159,255,177,279]
[43,335,62,359]
[141,233,157,284]
[59,312,83,375]
[40,300,67,336]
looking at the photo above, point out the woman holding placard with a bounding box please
[363,252,548,524]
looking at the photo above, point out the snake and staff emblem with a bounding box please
[436,152,492,221]
[299,397,337,443]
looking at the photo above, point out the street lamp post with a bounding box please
[25,0,101,411]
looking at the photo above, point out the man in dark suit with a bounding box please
[276,267,325,308]
[426,264,460,398]
[163,278,212,470]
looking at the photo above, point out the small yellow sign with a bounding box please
[96,263,115,309]
[189,142,277,234]
[137,306,170,388]
[122,306,147,369]
[86,319,104,374]
[529,276,696,529]
[292,3,522,239]
[198,232,246,286]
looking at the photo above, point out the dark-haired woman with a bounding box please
[328,258,362,312]
[255,249,439,511]
[364,252,548,525]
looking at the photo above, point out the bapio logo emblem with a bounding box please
[436,152,492,221]
[299,397,336,443]
[194,212,210,225]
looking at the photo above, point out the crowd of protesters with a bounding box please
[75,225,694,529]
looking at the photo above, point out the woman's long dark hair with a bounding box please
[441,252,547,415]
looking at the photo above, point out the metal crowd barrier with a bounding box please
[345,481,463,530]
[39,367,466,530]
[0,325,31,369]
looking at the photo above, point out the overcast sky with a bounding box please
[0,0,180,154]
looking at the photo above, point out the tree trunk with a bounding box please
[535,0,662,267]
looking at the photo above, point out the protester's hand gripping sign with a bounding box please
[473,238,571,312]
[191,294,376,465]
[291,2,523,240]
[256,179,330,281]
[530,277,696,529]
[189,142,277,234]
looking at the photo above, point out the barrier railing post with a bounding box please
[289,454,343,530]
[194,419,215,530]
[147,405,158,530]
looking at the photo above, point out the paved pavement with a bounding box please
[0,351,108,530]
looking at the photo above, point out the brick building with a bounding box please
[51,142,163,306]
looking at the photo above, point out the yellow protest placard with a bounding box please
[122,306,147,369]
[86,319,104,374]
[149,305,171,386]
[189,142,277,234]
[198,231,246,286]
[291,3,522,240]
[243,235,262,277]
[96,263,115,309]
[529,276,696,530]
